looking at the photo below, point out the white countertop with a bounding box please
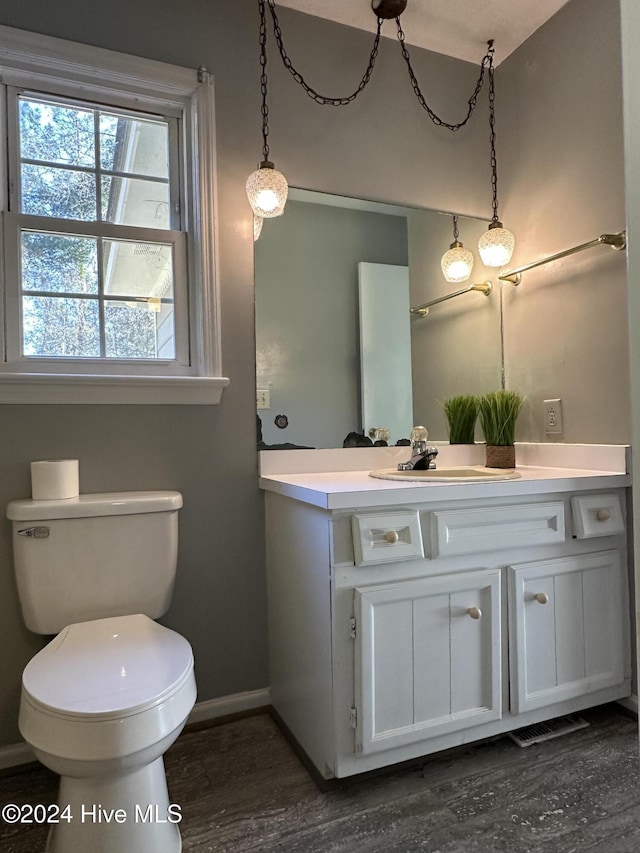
[259,465,631,510]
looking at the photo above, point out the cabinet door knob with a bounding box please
[384,530,399,544]
[467,606,482,620]
[535,592,549,605]
[596,508,611,522]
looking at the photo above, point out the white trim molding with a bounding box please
[0,373,230,405]
[187,688,271,726]
[0,740,34,771]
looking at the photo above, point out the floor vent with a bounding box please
[507,714,589,748]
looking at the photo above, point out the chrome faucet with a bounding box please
[398,426,439,471]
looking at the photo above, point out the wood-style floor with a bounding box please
[1,704,638,852]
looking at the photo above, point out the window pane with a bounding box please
[105,300,175,359]
[101,176,170,228]
[21,164,96,220]
[100,113,169,179]
[22,231,98,295]
[12,90,185,369]
[23,296,100,357]
[19,97,95,168]
[102,240,174,299]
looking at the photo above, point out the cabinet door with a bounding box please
[509,550,628,714]
[354,570,501,756]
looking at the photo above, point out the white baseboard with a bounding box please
[617,695,639,715]
[187,687,271,726]
[0,688,271,771]
[0,741,35,770]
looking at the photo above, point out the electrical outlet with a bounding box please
[544,398,563,434]
[256,389,271,410]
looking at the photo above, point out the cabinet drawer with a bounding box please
[352,510,424,566]
[430,502,565,557]
[571,494,625,538]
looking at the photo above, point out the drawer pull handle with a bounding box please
[535,592,549,605]
[596,509,611,522]
[467,606,482,620]
[384,530,399,544]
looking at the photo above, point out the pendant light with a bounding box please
[246,0,288,219]
[478,42,515,268]
[441,215,474,283]
[253,214,264,241]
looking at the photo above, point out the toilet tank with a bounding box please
[7,491,183,634]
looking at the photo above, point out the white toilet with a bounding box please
[7,490,196,853]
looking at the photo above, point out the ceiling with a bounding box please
[274,0,571,65]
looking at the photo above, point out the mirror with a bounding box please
[255,189,502,449]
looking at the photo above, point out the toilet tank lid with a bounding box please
[7,490,183,521]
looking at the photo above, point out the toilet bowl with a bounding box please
[19,614,196,853]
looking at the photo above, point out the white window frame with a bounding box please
[5,91,190,370]
[0,24,228,404]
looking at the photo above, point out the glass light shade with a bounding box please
[246,162,288,218]
[440,243,474,283]
[253,214,264,241]
[478,224,516,267]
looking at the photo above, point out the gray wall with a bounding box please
[0,1,493,745]
[499,0,628,444]
[255,201,408,449]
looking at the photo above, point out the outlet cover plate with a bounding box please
[257,389,271,410]
[544,398,563,434]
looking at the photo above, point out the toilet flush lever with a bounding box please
[17,527,49,538]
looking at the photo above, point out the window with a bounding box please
[0,26,228,404]
[9,94,186,363]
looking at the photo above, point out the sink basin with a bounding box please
[369,466,521,483]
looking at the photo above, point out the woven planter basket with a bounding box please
[485,445,516,469]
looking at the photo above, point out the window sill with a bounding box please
[0,373,230,404]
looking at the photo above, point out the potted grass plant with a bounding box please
[440,395,479,444]
[477,389,525,468]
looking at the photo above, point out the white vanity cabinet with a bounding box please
[263,480,631,780]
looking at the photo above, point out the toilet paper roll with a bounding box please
[31,459,79,501]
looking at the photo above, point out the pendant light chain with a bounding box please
[487,46,500,223]
[477,41,515,268]
[259,0,270,162]
[266,0,382,105]
[249,1,510,246]
[264,0,493,132]
[396,26,493,130]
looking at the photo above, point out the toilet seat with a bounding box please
[22,614,194,720]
